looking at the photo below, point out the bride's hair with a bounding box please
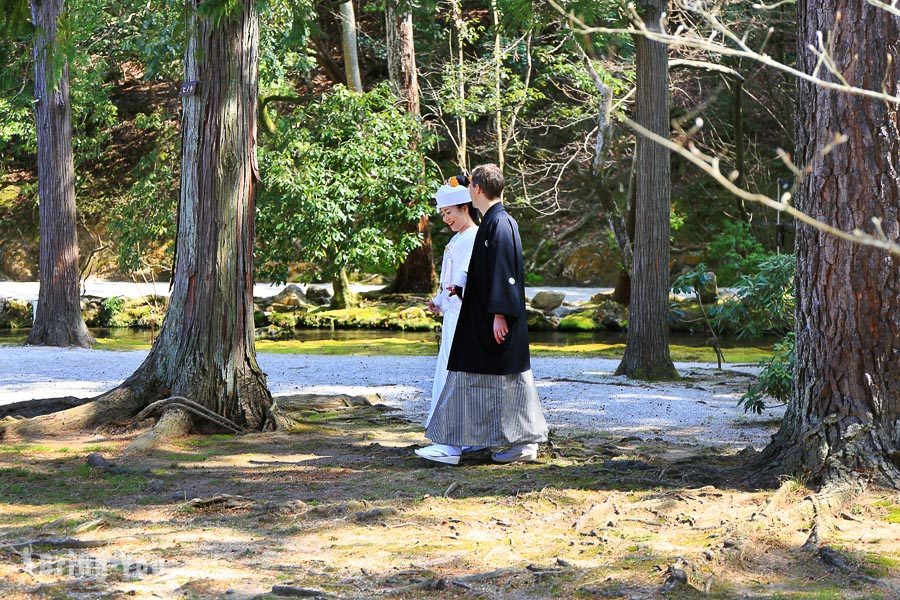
[461,202,480,225]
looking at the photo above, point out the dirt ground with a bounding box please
[1,402,898,599]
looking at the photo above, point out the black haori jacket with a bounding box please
[447,202,531,375]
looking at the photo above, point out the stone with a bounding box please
[397,306,428,320]
[255,325,294,341]
[561,246,608,285]
[526,306,555,331]
[531,291,565,312]
[0,298,33,328]
[593,300,628,331]
[697,270,718,304]
[305,285,332,305]
[271,284,309,309]
[558,310,600,332]
[550,305,579,319]
[668,301,704,333]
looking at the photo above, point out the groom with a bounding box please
[419,163,548,464]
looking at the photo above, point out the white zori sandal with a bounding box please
[491,443,539,463]
[415,444,463,465]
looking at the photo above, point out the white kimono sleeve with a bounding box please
[449,229,476,295]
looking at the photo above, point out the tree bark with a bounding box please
[385,2,419,116]
[26,0,93,348]
[2,0,272,438]
[339,1,363,93]
[451,0,467,171]
[757,1,900,488]
[491,0,503,171]
[331,268,356,309]
[385,2,435,294]
[615,0,677,380]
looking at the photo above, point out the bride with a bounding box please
[424,176,479,431]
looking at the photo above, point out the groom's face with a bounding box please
[469,184,485,209]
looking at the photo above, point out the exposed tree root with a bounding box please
[753,424,900,490]
[0,396,90,420]
[134,396,244,434]
[0,383,152,440]
[123,407,193,456]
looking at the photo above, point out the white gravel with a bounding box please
[0,346,783,448]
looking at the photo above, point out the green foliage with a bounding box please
[671,264,716,300]
[197,0,245,28]
[0,0,117,167]
[256,84,436,283]
[705,220,767,286]
[108,110,179,273]
[713,253,795,338]
[116,0,185,80]
[740,332,794,414]
[99,295,126,326]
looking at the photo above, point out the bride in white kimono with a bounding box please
[424,179,479,428]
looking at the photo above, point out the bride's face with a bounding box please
[440,205,470,232]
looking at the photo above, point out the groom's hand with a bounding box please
[493,314,508,344]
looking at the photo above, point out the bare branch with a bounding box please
[619,115,900,257]
[547,0,900,106]
[866,0,900,18]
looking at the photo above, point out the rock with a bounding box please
[696,271,718,304]
[271,585,329,598]
[305,285,332,305]
[668,301,704,333]
[531,291,565,312]
[550,305,579,318]
[561,246,608,285]
[593,300,628,331]
[268,312,299,329]
[253,310,270,328]
[590,290,614,303]
[352,506,398,522]
[255,325,294,341]
[559,310,600,332]
[270,284,309,309]
[661,566,689,592]
[526,306,555,331]
[0,298,33,328]
[397,306,428,320]
[81,297,104,326]
[146,479,165,492]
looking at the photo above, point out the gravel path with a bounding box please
[0,347,782,448]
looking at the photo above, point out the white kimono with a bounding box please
[426,225,478,427]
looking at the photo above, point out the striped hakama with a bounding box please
[425,370,549,447]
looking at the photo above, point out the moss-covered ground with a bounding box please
[0,405,897,599]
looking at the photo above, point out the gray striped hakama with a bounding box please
[425,370,549,447]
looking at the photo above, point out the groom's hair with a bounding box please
[471,164,505,200]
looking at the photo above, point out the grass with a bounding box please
[43,335,776,362]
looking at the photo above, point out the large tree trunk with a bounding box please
[757,1,900,488]
[339,1,363,93]
[451,0,468,171]
[331,268,356,309]
[491,0,503,171]
[26,0,93,348]
[385,2,435,294]
[615,0,677,380]
[2,0,272,438]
